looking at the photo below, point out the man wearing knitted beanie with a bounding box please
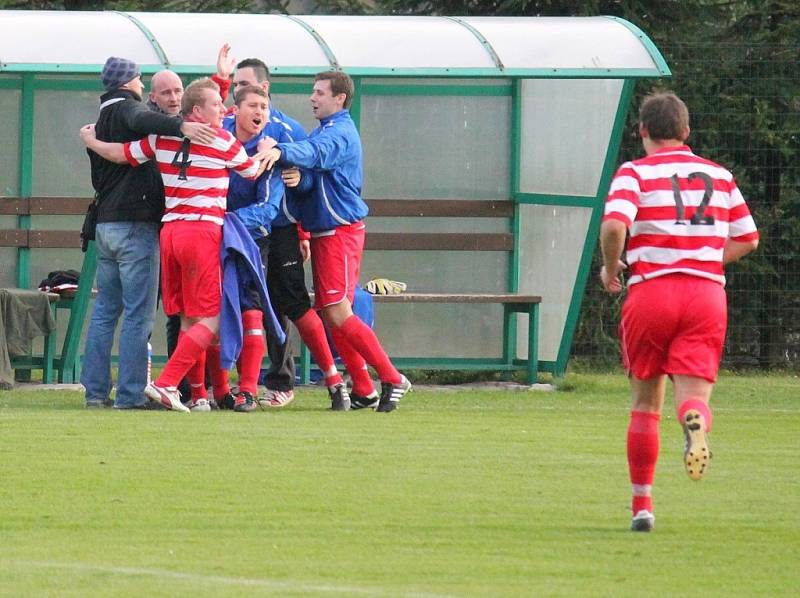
[81,56,217,410]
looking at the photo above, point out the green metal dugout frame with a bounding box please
[0,12,670,380]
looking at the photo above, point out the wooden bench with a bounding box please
[297,199,544,384]
[1,197,97,383]
[2,197,541,384]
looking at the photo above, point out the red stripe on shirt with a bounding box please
[636,205,732,223]
[627,234,725,251]
[631,258,724,278]
[163,185,228,200]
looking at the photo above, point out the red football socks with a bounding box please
[186,341,208,401]
[678,398,713,431]
[238,309,265,395]
[293,309,343,387]
[627,410,660,515]
[157,323,216,388]
[329,325,375,396]
[338,315,401,385]
[205,341,230,398]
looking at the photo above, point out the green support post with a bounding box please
[298,342,311,385]
[42,302,57,383]
[502,304,514,367]
[58,241,97,383]
[17,73,34,289]
[526,302,539,385]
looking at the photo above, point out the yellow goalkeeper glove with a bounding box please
[364,278,407,295]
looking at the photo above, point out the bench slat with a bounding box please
[367,199,513,218]
[366,232,512,251]
[0,198,29,215]
[372,293,541,304]
[1,197,93,215]
[0,229,27,247]
[29,197,92,215]
[27,230,82,249]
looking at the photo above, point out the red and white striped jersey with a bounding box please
[604,145,758,286]
[124,129,259,226]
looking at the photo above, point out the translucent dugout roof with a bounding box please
[0,10,669,77]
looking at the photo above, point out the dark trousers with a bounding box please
[258,224,313,392]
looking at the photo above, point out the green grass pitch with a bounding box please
[0,372,797,596]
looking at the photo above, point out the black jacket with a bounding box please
[89,89,184,223]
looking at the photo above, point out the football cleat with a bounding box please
[376,375,411,413]
[328,383,351,411]
[682,409,711,481]
[144,382,189,412]
[233,391,258,413]
[260,388,295,408]
[630,510,655,532]
[350,391,379,410]
[218,392,236,411]
[190,398,211,412]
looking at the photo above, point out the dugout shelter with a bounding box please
[0,11,669,378]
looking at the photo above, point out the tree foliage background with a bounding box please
[3,0,798,368]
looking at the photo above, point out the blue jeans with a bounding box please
[81,222,159,408]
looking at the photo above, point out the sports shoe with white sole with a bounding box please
[350,391,379,410]
[682,409,711,481]
[145,382,189,412]
[329,383,351,411]
[376,375,411,413]
[630,510,655,532]
[190,398,211,412]
[260,388,295,408]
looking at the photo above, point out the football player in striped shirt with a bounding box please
[600,92,759,532]
[80,78,270,412]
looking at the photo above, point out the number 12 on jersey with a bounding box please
[669,171,716,226]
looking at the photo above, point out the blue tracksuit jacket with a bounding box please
[223,111,293,240]
[276,109,368,232]
[220,212,285,369]
[269,106,308,229]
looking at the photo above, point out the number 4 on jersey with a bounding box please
[669,171,715,225]
[171,138,192,181]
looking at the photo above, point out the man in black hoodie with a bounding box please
[81,56,215,410]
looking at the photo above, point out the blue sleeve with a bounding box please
[277,125,353,171]
[294,168,315,195]
[233,169,283,235]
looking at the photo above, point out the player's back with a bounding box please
[125,128,258,225]
[606,145,756,285]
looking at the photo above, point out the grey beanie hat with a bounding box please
[101,56,141,91]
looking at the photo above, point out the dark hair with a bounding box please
[639,92,690,142]
[181,77,220,115]
[234,84,268,106]
[236,58,270,83]
[314,71,355,109]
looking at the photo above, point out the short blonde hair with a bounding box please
[181,77,220,116]
[234,84,267,106]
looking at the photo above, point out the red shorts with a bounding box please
[310,222,365,309]
[160,220,222,318]
[620,274,727,383]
